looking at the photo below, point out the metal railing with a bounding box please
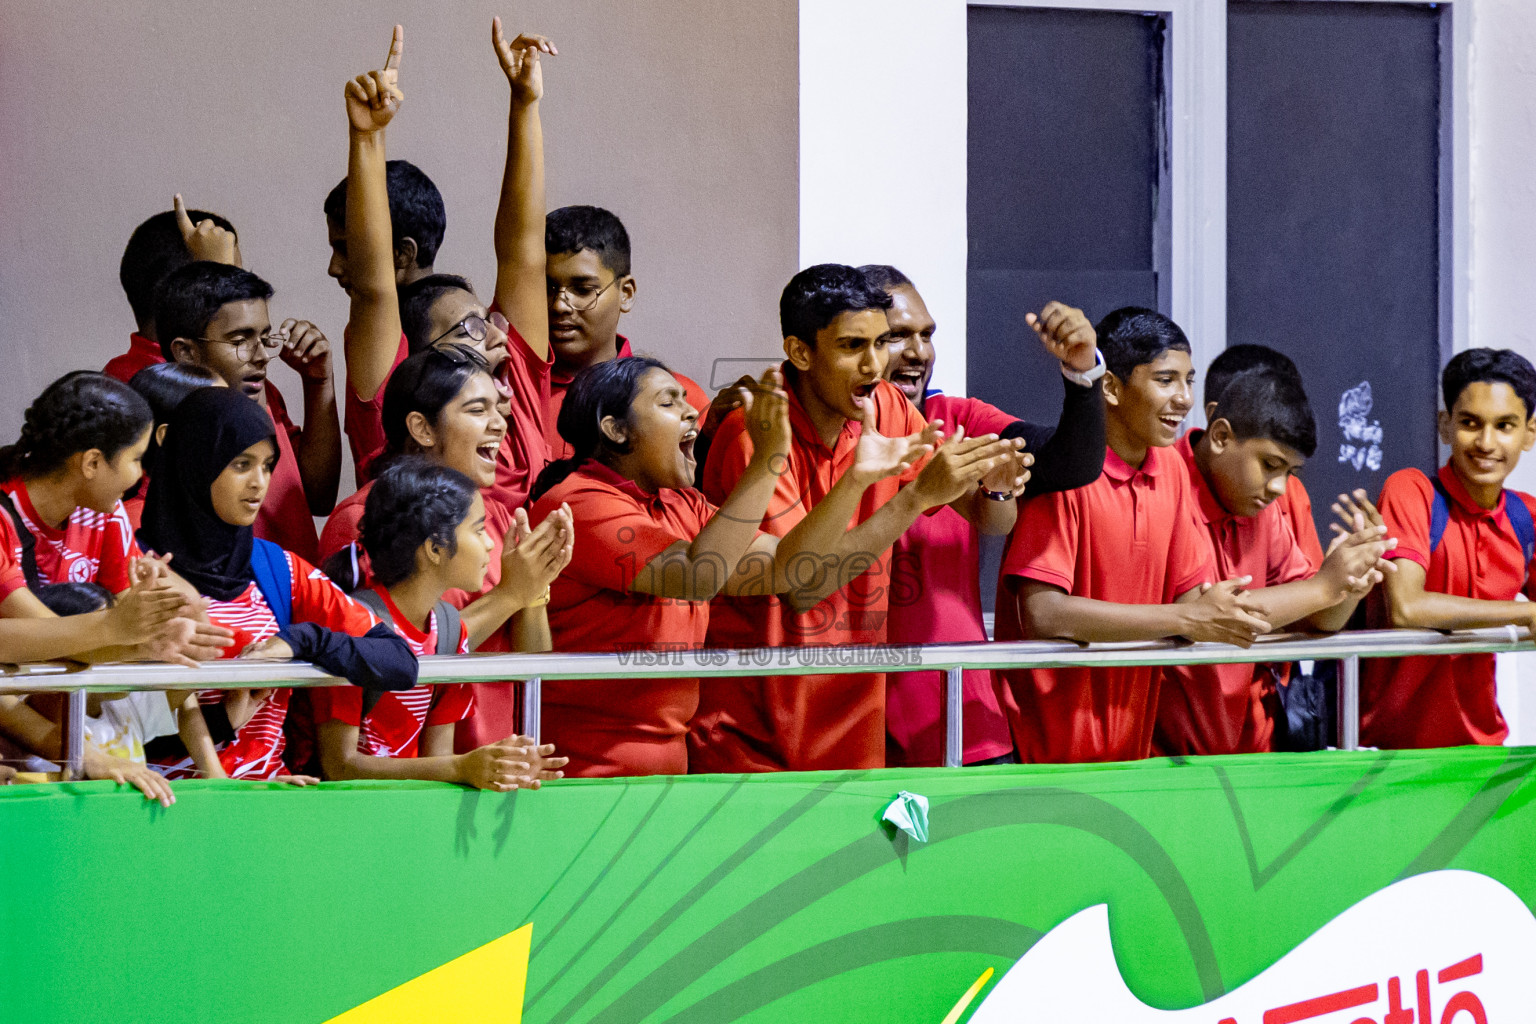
[3,626,1529,776]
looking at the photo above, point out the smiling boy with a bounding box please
[153,262,340,561]
[996,307,1273,764]
[1362,347,1536,748]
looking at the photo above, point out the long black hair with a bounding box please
[378,344,492,470]
[356,457,478,588]
[0,371,152,481]
[530,356,668,501]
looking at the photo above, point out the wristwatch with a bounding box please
[978,485,1015,502]
[1061,348,1106,388]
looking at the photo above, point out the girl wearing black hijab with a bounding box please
[140,387,416,781]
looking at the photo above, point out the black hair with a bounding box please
[355,457,478,588]
[1095,306,1192,382]
[129,363,223,425]
[126,363,223,495]
[380,345,493,461]
[152,262,274,361]
[0,371,152,480]
[1211,367,1318,459]
[779,264,894,344]
[324,159,446,268]
[858,264,913,292]
[36,582,114,617]
[1442,347,1536,419]
[1204,344,1302,410]
[397,273,476,355]
[120,208,238,331]
[545,205,631,277]
[530,356,669,501]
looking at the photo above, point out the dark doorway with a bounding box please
[968,4,1170,616]
[1228,1,1445,533]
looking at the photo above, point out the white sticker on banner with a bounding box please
[1338,380,1384,472]
[965,869,1534,1022]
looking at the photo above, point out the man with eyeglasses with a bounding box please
[544,205,710,459]
[152,261,341,562]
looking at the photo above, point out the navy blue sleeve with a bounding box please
[282,621,419,692]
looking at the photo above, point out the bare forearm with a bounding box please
[177,701,226,779]
[326,748,466,783]
[463,588,526,649]
[493,98,549,359]
[298,381,342,513]
[0,609,126,664]
[1305,594,1362,634]
[954,487,1017,536]
[1390,591,1530,631]
[1021,590,1191,644]
[1242,577,1339,632]
[346,129,402,400]
[683,461,778,591]
[510,606,551,653]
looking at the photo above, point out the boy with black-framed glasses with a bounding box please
[153,261,341,562]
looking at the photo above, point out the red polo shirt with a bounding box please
[1362,465,1536,748]
[1,480,142,594]
[691,373,927,773]
[545,334,708,461]
[258,386,318,563]
[885,393,1018,766]
[532,462,732,777]
[341,331,408,487]
[102,332,165,383]
[997,444,1215,764]
[1155,431,1313,756]
[1281,474,1326,571]
[319,481,523,751]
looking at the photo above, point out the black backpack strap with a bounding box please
[432,601,462,656]
[0,488,45,591]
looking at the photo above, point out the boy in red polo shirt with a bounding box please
[997,307,1273,764]
[694,264,1027,772]
[1363,347,1536,748]
[105,196,240,384]
[327,22,556,507]
[153,262,340,562]
[544,205,710,458]
[1202,344,1328,568]
[863,264,1107,766]
[1157,367,1397,755]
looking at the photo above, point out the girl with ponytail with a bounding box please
[527,358,940,778]
[318,345,573,752]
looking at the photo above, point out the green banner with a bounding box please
[4,748,1535,1023]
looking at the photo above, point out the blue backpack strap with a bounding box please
[249,539,293,634]
[1428,477,1452,555]
[1504,491,1536,570]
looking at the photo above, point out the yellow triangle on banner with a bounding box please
[322,923,532,1024]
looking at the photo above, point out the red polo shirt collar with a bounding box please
[551,333,633,386]
[1102,441,1168,484]
[1436,462,1519,531]
[1174,430,1230,525]
[781,362,863,457]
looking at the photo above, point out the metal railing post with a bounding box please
[63,688,85,780]
[1338,656,1361,751]
[522,676,541,743]
[944,666,964,767]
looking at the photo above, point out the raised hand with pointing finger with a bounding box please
[493,17,556,106]
[346,24,404,134]
[173,194,239,266]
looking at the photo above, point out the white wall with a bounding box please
[0,0,798,453]
[1470,0,1536,744]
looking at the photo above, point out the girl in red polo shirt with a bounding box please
[527,358,941,777]
[313,457,567,789]
[318,345,573,752]
[141,387,415,782]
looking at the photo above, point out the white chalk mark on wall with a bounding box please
[1338,381,1384,472]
